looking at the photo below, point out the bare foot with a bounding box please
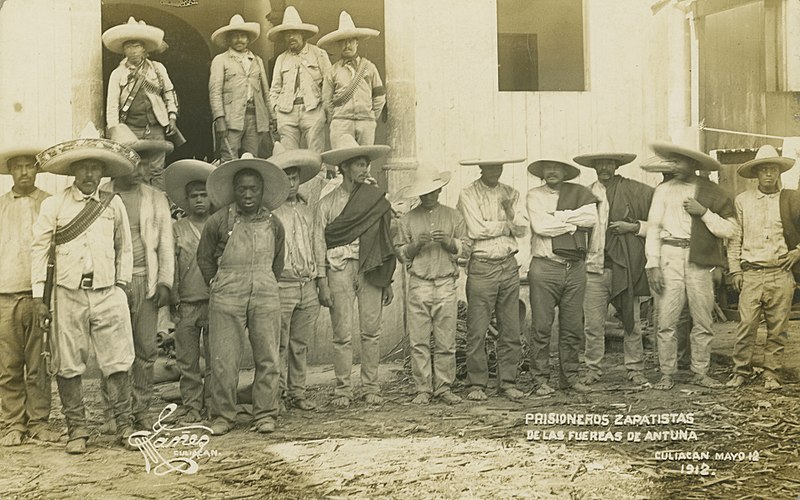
[0,430,24,446]
[364,394,384,405]
[27,427,64,443]
[534,384,555,396]
[411,393,431,404]
[331,396,351,408]
[654,375,674,390]
[499,387,525,401]
[466,388,488,401]
[764,377,782,390]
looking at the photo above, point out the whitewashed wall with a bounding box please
[0,0,102,195]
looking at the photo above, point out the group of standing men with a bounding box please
[1,5,797,456]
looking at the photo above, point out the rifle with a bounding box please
[38,235,57,389]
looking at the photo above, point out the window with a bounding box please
[497,0,586,92]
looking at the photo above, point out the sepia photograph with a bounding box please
[0,0,799,498]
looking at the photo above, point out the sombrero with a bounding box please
[211,14,261,48]
[639,155,678,174]
[102,17,164,55]
[527,159,581,181]
[37,122,138,178]
[164,159,215,211]
[406,168,452,198]
[320,136,390,166]
[0,144,46,174]
[269,142,321,184]
[737,144,795,178]
[107,124,174,154]
[573,152,636,168]
[206,153,289,211]
[317,11,379,50]
[651,141,721,171]
[266,6,319,42]
[458,158,526,167]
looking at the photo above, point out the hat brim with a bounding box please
[0,145,46,174]
[737,156,795,178]
[639,156,678,173]
[651,142,721,171]
[458,158,526,167]
[102,25,164,54]
[406,171,452,198]
[266,23,319,42]
[527,160,581,181]
[321,144,390,166]
[206,158,289,211]
[211,23,261,48]
[131,140,174,154]
[317,28,380,49]
[573,153,636,168]
[38,139,138,178]
[165,159,216,211]
[269,150,322,184]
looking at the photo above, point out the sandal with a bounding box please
[331,396,351,408]
[534,383,555,396]
[654,375,674,390]
[579,372,602,385]
[628,372,649,386]
[764,377,782,390]
[466,388,488,401]
[691,374,722,389]
[412,393,431,404]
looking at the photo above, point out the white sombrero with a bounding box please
[37,123,138,178]
[651,141,721,171]
[406,168,452,198]
[459,158,526,167]
[317,11,379,50]
[206,153,289,210]
[211,14,261,48]
[0,144,47,174]
[639,155,678,173]
[165,159,216,211]
[573,152,636,168]
[102,17,164,54]
[320,136,390,166]
[269,142,321,185]
[527,159,582,181]
[107,124,174,154]
[266,6,319,42]
[737,144,795,178]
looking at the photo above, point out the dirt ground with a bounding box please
[2,330,800,499]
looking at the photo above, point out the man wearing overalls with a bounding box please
[197,154,290,435]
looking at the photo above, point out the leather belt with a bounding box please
[79,273,94,289]
[662,238,691,248]
[741,262,781,271]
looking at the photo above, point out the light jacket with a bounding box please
[102,181,174,298]
[209,50,271,132]
[107,58,178,128]
[269,43,331,114]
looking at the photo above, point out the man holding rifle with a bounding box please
[0,144,60,446]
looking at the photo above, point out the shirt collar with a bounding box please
[123,57,148,71]
[756,188,781,199]
[228,48,254,60]
[343,56,360,68]
[12,187,37,199]
[71,185,100,202]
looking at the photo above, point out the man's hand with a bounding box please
[431,229,456,253]
[33,300,50,330]
[683,198,708,217]
[214,117,227,134]
[609,221,640,235]
[500,198,515,220]
[778,248,800,271]
[166,116,178,135]
[646,267,664,295]
[154,284,171,308]
[731,273,743,292]
[382,286,394,306]
[117,282,133,309]
[317,280,333,308]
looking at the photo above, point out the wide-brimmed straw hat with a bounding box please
[266,6,319,42]
[37,123,138,178]
[737,144,795,178]
[269,142,321,184]
[107,124,174,154]
[527,159,582,181]
[212,14,261,48]
[165,159,215,211]
[639,155,678,173]
[406,168,452,198]
[102,17,164,54]
[0,144,47,174]
[206,153,289,210]
[573,152,636,168]
[317,11,380,50]
[458,158,526,167]
[651,141,721,171]
[320,136,390,166]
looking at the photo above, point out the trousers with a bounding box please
[276,104,326,153]
[221,108,263,162]
[278,281,320,400]
[329,119,377,148]
[174,300,211,412]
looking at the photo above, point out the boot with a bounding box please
[97,377,117,435]
[105,372,137,451]
[56,376,89,454]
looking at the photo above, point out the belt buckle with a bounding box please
[80,276,93,289]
